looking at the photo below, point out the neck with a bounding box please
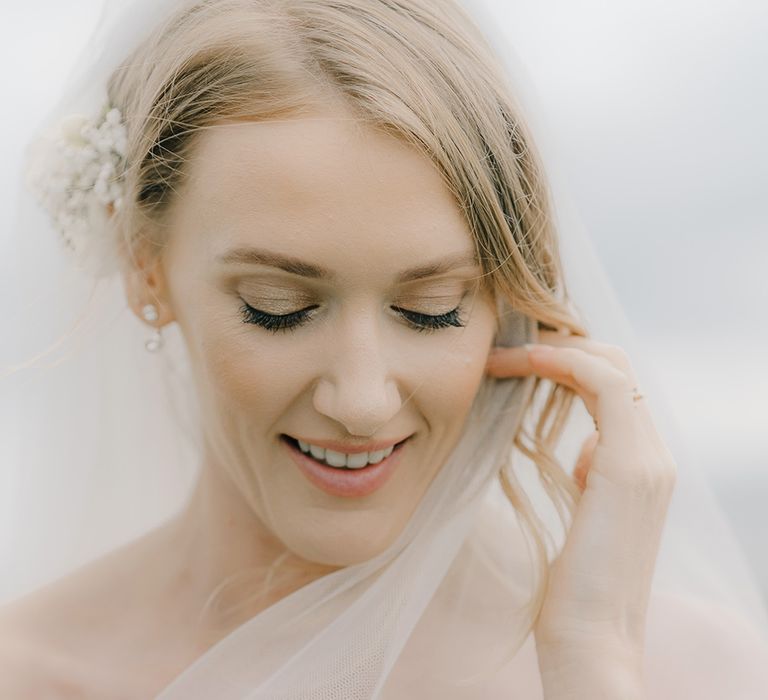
[159,460,336,646]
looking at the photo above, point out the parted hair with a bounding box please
[108,0,585,644]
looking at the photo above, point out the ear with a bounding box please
[122,243,176,327]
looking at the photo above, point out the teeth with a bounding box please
[294,438,399,469]
[347,452,370,469]
[368,449,387,464]
[324,449,347,468]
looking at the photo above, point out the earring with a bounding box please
[141,303,164,353]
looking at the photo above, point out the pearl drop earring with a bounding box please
[141,303,164,352]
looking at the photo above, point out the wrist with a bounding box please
[535,639,645,700]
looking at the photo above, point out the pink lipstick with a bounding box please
[281,434,409,498]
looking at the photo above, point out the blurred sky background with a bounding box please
[1,1,766,599]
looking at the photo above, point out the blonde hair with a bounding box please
[109,0,585,651]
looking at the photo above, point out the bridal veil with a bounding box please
[2,0,767,697]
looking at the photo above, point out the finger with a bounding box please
[533,331,639,385]
[524,345,644,439]
[484,345,532,377]
[485,344,609,416]
[485,341,627,381]
[488,344,672,491]
[489,332,640,386]
[485,345,601,421]
[485,343,652,440]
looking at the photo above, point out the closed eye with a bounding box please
[390,305,465,332]
[239,298,467,334]
[239,302,319,332]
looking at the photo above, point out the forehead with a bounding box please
[172,108,477,277]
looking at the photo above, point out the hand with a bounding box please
[485,332,677,696]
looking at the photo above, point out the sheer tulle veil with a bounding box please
[2,0,767,697]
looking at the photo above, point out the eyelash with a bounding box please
[238,299,467,334]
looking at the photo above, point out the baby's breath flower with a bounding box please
[26,103,129,278]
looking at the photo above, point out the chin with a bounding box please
[276,511,406,568]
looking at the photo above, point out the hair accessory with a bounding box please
[26,102,129,278]
[5,3,768,697]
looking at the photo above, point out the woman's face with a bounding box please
[155,105,499,566]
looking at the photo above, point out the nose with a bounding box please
[312,312,403,437]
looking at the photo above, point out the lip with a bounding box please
[285,435,411,454]
[281,434,409,498]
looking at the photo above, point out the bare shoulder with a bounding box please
[0,631,44,696]
[383,506,544,699]
[0,599,86,698]
[645,590,768,698]
[0,531,170,698]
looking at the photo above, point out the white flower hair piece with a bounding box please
[27,103,129,278]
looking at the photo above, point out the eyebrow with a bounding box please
[216,247,481,283]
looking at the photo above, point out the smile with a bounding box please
[296,439,394,469]
[280,434,411,498]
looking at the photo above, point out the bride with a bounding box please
[2,0,768,697]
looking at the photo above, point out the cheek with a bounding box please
[165,257,294,422]
[181,305,303,430]
[407,310,497,431]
